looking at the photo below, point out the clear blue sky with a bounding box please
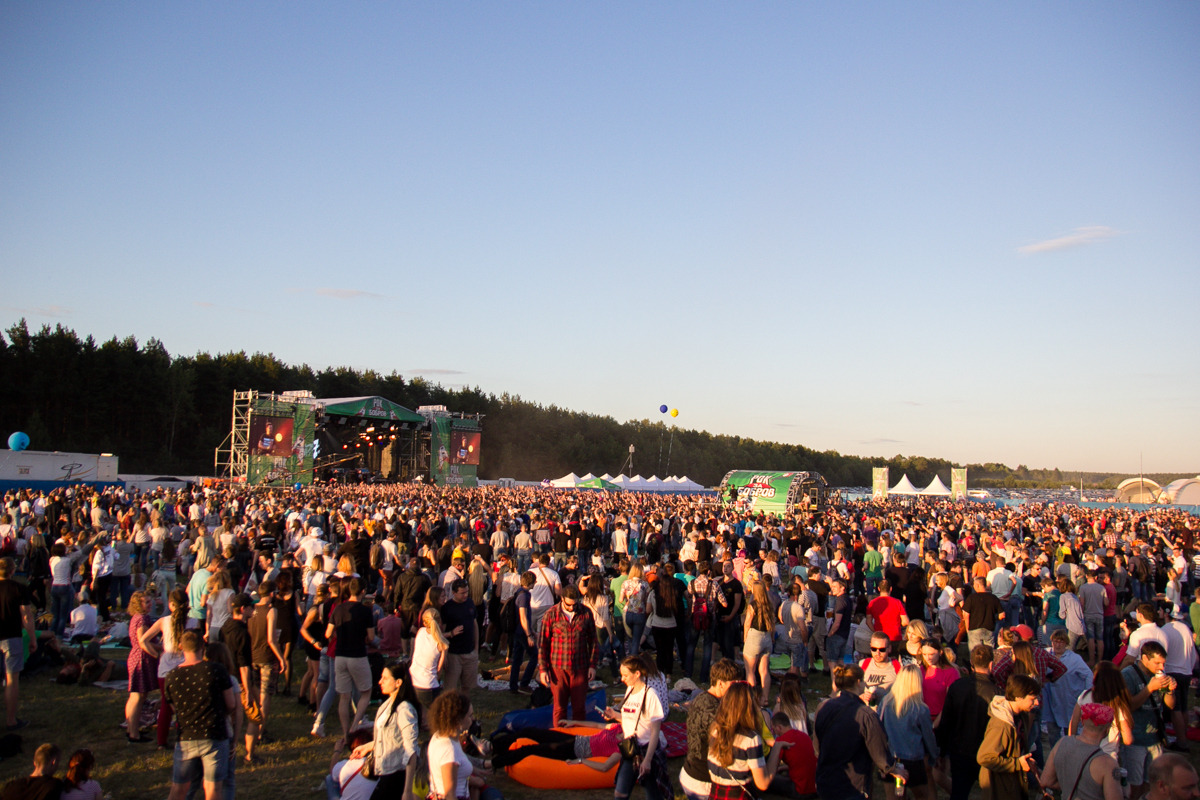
[3,3,1197,474]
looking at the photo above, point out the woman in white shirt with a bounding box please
[600,655,667,800]
[49,542,83,638]
[427,690,485,800]
[410,607,449,710]
[349,663,420,800]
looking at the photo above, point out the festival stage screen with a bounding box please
[451,431,481,465]
[250,415,294,457]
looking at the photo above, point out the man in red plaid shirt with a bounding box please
[538,583,598,727]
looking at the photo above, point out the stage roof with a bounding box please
[315,396,425,424]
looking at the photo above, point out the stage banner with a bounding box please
[721,472,792,517]
[248,397,316,487]
[951,468,967,500]
[872,467,889,500]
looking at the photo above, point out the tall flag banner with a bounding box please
[872,467,889,500]
[951,468,968,500]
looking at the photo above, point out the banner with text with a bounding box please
[872,467,889,500]
[951,468,967,500]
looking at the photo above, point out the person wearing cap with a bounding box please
[221,592,261,760]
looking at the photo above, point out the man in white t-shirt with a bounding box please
[529,554,561,634]
[1161,615,1197,748]
[1123,604,1171,668]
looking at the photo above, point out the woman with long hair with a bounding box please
[59,748,101,800]
[621,562,649,656]
[26,532,50,611]
[348,662,421,800]
[772,673,810,734]
[1069,661,1134,758]
[139,586,188,749]
[879,665,939,800]
[707,681,791,800]
[742,577,776,706]
[581,570,617,671]
[298,583,330,712]
[645,569,680,676]
[411,607,449,710]
[203,569,234,644]
[427,690,485,800]
[124,591,157,744]
[273,568,299,695]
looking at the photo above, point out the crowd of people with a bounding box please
[0,480,1198,800]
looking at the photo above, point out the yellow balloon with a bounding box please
[670,408,679,417]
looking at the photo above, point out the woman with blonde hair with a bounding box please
[411,606,449,710]
[203,570,234,643]
[707,681,792,800]
[899,620,931,666]
[620,562,649,656]
[772,672,810,734]
[878,665,939,800]
[743,577,776,706]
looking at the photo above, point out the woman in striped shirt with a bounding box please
[707,681,792,800]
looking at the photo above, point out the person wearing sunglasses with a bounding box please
[860,631,901,706]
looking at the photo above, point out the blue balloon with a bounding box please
[7,432,29,451]
[293,482,303,492]
[659,405,668,414]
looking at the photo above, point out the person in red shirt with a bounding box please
[537,584,598,727]
[866,581,909,654]
[769,711,817,797]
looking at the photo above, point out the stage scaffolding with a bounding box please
[213,390,254,482]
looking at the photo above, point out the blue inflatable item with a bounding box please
[7,432,29,451]
[491,688,607,736]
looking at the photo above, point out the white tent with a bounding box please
[600,474,614,481]
[889,474,920,495]
[920,475,952,496]
[609,475,630,487]
[1160,478,1200,506]
[549,472,580,488]
[578,473,597,482]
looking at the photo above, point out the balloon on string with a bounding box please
[293,482,303,492]
[7,432,29,451]
[670,409,679,418]
[659,405,668,414]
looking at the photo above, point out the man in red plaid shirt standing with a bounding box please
[538,583,598,727]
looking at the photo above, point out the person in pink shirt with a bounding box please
[917,639,960,718]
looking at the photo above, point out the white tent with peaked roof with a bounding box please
[550,472,580,488]
[920,475,952,496]
[889,474,919,495]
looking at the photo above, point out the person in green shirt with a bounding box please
[610,558,631,659]
[863,541,884,595]
[1189,587,1200,649]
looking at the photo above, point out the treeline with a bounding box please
[0,321,1189,489]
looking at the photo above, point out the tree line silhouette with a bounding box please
[0,320,1185,490]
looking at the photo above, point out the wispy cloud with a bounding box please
[193,301,215,308]
[860,437,903,445]
[3,304,71,317]
[900,400,922,407]
[774,422,801,428]
[409,368,466,376]
[316,288,384,300]
[1018,226,1120,255]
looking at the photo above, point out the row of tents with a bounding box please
[883,474,953,496]
[547,472,708,493]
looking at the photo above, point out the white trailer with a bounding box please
[0,450,121,492]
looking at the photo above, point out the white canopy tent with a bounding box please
[889,474,920,495]
[547,472,708,492]
[920,475,952,496]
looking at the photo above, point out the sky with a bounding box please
[2,3,1198,475]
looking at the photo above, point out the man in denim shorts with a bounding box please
[163,631,235,800]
